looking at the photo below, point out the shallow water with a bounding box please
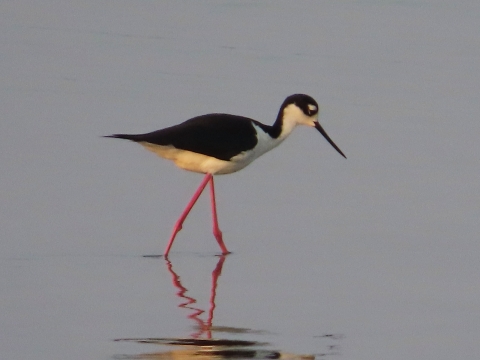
[2,1,480,359]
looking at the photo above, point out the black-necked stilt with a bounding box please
[106,94,346,256]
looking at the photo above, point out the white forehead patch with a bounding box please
[308,104,317,112]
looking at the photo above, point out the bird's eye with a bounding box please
[307,104,317,114]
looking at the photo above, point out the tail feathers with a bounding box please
[103,134,141,142]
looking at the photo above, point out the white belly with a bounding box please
[140,142,253,174]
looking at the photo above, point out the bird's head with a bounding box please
[281,94,346,159]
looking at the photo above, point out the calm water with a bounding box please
[2,1,480,359]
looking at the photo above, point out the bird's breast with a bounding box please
[250,123,284,158]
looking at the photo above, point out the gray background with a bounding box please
[2,1,479,359]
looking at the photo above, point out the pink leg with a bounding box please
[209,177,230,254]
[164,173,212,256]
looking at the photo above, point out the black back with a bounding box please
[108,114,260,161]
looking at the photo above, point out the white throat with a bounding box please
[278,103,317,140]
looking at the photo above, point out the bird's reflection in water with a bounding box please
[164,255,226,339]
[114,256,325,360]
[113,337,315,360]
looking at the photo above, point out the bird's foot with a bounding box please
[213,228,229,254]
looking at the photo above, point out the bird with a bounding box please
[105,94,346,256]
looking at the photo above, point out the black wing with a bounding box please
[105,114,259,161]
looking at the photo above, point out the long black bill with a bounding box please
[314,122,347,159]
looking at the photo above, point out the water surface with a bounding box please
[1,1,479,359]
